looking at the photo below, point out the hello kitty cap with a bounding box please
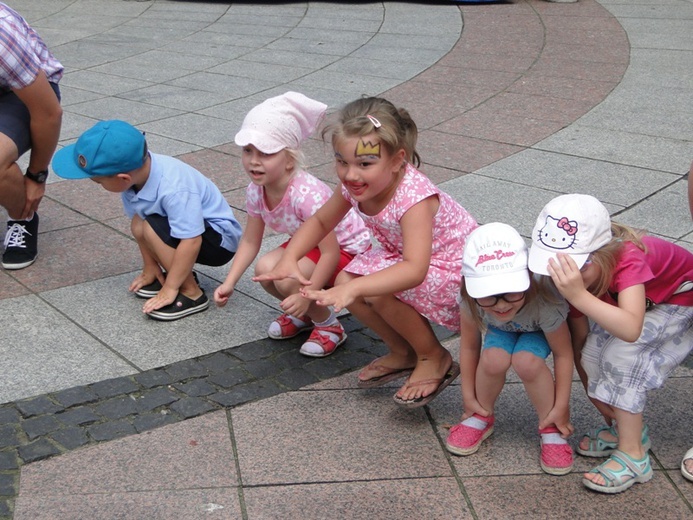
[528,194,613,275]
[235,91,327,154]
[462,222,530,298]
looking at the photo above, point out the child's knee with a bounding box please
[480,348,511,376]
[334,270,354,287]
[254,253,276,277]
[511,352,546,380]
[130,215,145,239]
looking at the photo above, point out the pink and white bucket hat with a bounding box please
[234,91,327,154]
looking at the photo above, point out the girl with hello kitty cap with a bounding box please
[529,193,693,494]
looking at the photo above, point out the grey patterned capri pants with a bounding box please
[581,303,693,414]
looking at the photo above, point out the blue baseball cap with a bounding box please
[52,120,147,179]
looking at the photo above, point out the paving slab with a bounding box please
[2,1,693,519]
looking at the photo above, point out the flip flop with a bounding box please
[357,359,415,389]
[392,362,460,409]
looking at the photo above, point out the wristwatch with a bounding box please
[25,169,49,183]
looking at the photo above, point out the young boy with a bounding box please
[52,120,242,321]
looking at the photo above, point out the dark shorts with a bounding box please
[280,240,355,286]
[146,214,235,267]
[0,82,61,156]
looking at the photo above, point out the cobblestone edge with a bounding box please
[0,317,454,519]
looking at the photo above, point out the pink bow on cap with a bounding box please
[557,217,578,236]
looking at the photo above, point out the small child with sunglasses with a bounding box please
[447,222,575,476]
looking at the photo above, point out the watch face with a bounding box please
[27,170,48,183]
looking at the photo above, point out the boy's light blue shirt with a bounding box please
[121,153,241,252]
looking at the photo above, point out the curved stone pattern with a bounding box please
[2,0,693,518]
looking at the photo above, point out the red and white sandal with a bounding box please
[299,323,347,357]
[267,313,313,340]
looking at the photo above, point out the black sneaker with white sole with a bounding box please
[2,213,39,270]
[147,291,209,321]
[136,279,163,299]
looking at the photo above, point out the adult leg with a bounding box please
[0,133,25,219]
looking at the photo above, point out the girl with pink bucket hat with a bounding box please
[214,92,371,357]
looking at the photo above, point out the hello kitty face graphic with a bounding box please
[537,215,578,251]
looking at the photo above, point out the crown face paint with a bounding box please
[355,139,380,158]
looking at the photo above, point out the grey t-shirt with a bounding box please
[462,276,568,334]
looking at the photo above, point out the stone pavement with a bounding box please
[1,0,692,518]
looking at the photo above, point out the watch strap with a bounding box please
[25,169,49,183]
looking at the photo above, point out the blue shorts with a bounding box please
[482,326,551,359]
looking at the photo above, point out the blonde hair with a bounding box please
[284,147,304,174]
[322,97,421,167]
[588,221,647,298]
[460,275,560,332]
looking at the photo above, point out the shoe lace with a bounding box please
[4,223,31,249]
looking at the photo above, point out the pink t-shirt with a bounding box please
[604,235,693,308]
[246,169,371,255]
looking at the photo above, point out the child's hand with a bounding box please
[252,260,311,287]
[547,253,587,302]
[280,293,311,318]
[142,286,178,314]
[301,284,354,312]
[461,398,491,420]
[539,406,574,438]
[213,283,234,307]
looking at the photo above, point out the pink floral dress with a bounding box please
[342,164,477,331]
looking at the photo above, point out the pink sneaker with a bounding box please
[267,314,312,340]
[446,414,494,456]
[539,426,574,476]
[299,322,347,357]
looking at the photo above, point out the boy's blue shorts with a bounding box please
[146,214,235,267]
[482,326,551,359]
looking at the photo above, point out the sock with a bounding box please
[9,214,33,223]
[288,314,311,326]
[312,310,338,328]
[461,414,489,430]
[540,430,568,445]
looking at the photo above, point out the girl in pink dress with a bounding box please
[214,92,371,357]
[256,97,478,407]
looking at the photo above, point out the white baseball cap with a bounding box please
[234,91,327,154]
[528,194,612,275]
[462,222,530,298]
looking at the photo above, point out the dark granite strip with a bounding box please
[0,317,454,519]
